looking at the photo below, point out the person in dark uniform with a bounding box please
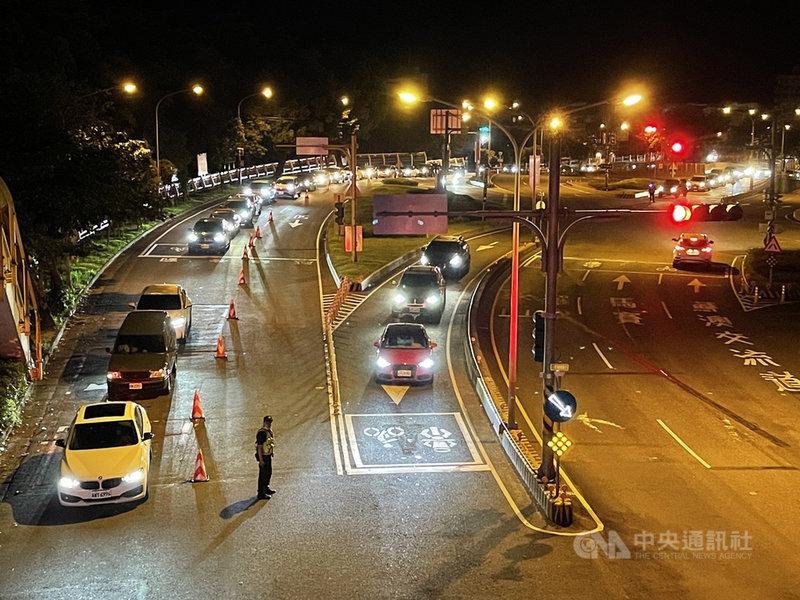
[255,415,275,499]
[648,181,656,203]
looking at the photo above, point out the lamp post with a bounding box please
[79,81,137,99]
[155,84,204,183]
[399,91,533,429]
[237,86,273,122]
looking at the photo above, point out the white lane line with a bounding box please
[592,343,615,369]
[581,270,591,282]
[577,296,583,316]
[657,419,712,469]
[661,301,673,319]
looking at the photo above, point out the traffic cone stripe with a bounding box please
[191,390,205,419]
[227,300,238,320]
[255,226,262,239]
[242,246,249,260]
[192,448,209,482]
[249,234,255,248]
[268,210,273,223]
[238,269,247,285]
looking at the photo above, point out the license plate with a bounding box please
[409,307,421,313]
[200,243,210,249]
[687,249,699,255]
[129,383,143,390]
[397,369,412,377]
[91,490,112,499]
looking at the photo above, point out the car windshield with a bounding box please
[384,327,428,349]
[69,420,138,449]
[114,334,166,353]
[225,200,249,210]
[137,294,182,310]
[194,221,223,234]
[400,273,437,288]
[427,241,461,255]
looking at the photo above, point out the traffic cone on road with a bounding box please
[242,245,249,260]
[255,226,262,239]
[227,299,238,320]
[238,269,247,285]
[268,209,273,223]
[192,448,209,482]
[191,390,205,420]
[215,335,227,359]
[249,234,255,248]
[305,190,309,202]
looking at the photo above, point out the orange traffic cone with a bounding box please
[255,226,262,239]
[304,190,309,201]
[192,448,209,482]
[191,390,205,420]
[227,299,238,320]
[215,334,227,359]
[268,209,273,223]
[249,234,255,248]
[238,269,247,285]
[242,245,249,260]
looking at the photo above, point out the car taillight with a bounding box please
[702,246,712,253]
[107,371,121,380]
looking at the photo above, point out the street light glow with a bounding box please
[262,87,273,99]
[192,84,204,95]
[398,92,418,104]
[122,82,137,94]
[622,94,642,106]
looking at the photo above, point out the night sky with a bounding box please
[5,1,799,154]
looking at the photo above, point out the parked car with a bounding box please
[391,265,446,323]
[420,235,471,279]
[106,310,178,400]
[55,401,154,506]
[133,283,193,342]
[374,322,437,385]
[187,217,232,254]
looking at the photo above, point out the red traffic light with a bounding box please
[670,203,692,222]
[668,202,743,223]
[671,141,684,154]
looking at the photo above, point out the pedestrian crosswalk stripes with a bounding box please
[323,292,366,329]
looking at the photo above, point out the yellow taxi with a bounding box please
[55,401,153,507]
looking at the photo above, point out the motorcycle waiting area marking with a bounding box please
[344,412,487,473]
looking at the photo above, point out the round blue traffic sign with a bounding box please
[545,390,577,422]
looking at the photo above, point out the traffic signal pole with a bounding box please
[538,136,561,481]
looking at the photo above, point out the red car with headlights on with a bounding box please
[374,323,437,385]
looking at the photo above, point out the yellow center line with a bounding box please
[656,419,712,469]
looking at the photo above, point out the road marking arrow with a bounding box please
[688,278,706,293]
[84,383,106,391]
[382,385,408,405]
[613,275,631,290]
[476,242,498,251]
[289,220,303,228]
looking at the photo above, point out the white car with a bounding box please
[133,283,192,342]
[55,401,153,506]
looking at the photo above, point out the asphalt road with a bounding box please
[1,174,798,599]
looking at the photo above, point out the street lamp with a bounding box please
[399,90,535,429]
[79,81,137,99]
[237,86,273,122]
[154,84,204,183]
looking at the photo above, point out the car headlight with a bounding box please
[394,293,407,305]
[425,294,440,305]
[149,368,167,379]
[188,232,199,242]
[107,371,121,380]
[376,356,391,368]
[122,468,144,484]
[449,255,462,267]
[171,317,185,329]
[420,254,430,265]
[59,475,80,490]
[418,358,434,369]
[214,233,226,243]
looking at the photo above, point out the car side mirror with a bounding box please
[374,341,380,347]
[709,240,714,244]
[430,342,438,348]
[671,238,679,242]
[142,432,154,441]
[55,438,66,448]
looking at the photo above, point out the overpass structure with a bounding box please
[0,178,42,380]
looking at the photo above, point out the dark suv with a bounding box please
[421,235,471,279]
[223,196,259,227]
[391,265,446,323]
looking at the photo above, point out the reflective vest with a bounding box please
[257,428,275,456]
